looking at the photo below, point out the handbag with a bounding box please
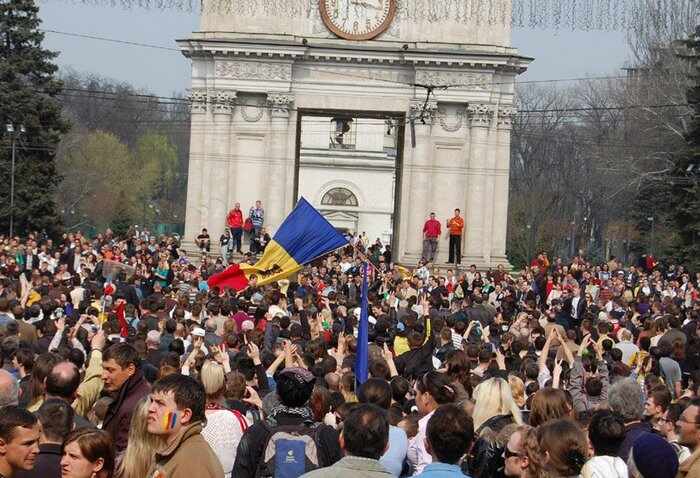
[243,218,254,232]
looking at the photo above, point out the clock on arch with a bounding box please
[319,0,397,41]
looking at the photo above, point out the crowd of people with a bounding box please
[0,226,698,478]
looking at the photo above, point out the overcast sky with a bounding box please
[37,2,631,96]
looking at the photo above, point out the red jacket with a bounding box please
[227,208,243,228]
[423,218,441,238]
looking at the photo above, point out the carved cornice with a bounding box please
[467,104,494,128]
[267,93,295,118]
[497,107,516,129]
[180,40,529,74]
[215,60,292,81]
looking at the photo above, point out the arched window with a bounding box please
[321,187,358,207]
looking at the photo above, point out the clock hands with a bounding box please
[350,0,381,9]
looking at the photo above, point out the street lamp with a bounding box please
[5,124,25,238]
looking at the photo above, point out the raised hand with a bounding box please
[91,329,106,352]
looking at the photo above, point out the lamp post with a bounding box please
[647,216,655,255]
[5,124,25,238]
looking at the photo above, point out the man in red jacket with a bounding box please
[422,212,441,263]
[226,202,244,254]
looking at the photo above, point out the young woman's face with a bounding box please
[60,441,103,478]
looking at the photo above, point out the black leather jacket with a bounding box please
[467,414,515,478]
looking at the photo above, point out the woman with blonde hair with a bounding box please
[115,397,165,478]
[200,359,250,478]
[470,377,524,478]
[508,374,526,409]
[472,377,523,432]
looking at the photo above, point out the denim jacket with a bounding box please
[415,462,471,478]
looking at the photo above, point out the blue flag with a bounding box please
[355,261,369,386]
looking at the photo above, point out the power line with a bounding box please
[41,29,180,51]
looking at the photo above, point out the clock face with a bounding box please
[319,0,397,41]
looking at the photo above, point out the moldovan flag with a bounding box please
[208,197,348,291]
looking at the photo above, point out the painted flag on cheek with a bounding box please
[208,197,348,291]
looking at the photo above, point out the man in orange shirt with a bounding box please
[447,208,464,265]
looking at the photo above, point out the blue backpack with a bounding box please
[256,421,321,478]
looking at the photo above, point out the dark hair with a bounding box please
[585,377,603,397]
[0,405,37,442]
[102,343,140,370]
[426,404,474,464]
[29,353,62,406]
[14,348,34,372]
[357,378,392,410]
[588,410,625,456]
[151,374,206,422]
[649,388,672,412]
[416,372,456,404]
[63,429,114,476]
[341,403,389,460]
[390,376,410,406]
[37,399,74,443]
[45,362,81,399]
[275,372,315,408]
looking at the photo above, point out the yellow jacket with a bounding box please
[72,349,104,417]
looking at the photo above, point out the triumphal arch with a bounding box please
[179,0,530,268]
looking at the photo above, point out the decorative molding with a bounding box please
[437,105,465,133]
[240,97,265,122]
[267,93,295,118]
[415,70,491,90]
[497,107,516,129]
[187,89,207,114]
[212,90,237,115]
[302,64,414,86]
[467,103,494,128]
[215,60,292,81]
[409,99,438,125]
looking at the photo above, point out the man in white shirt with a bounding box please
[614,328,639,365]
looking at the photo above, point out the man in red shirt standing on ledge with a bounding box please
[422,212,441,263]
[226,202,244,254]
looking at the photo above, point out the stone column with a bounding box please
[266,93,295,233]
[208,89,236,241]
[183,88,208,244]
[402,98,438,263]
[464,104,493,265]
[492,107,515,263]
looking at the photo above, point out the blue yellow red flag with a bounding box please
[209,198,348,291]
[355,261,369,386]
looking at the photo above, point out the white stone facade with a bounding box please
[298,116,396,245]
[178,0,530,268]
